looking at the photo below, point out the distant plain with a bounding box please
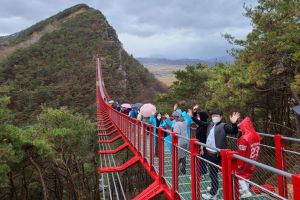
[144,64,186,86]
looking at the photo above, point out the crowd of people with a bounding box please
[107,99,261,199]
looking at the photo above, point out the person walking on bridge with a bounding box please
[197,108,240,200]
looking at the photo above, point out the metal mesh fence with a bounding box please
[145,125,151,164]
[99,113,300,200]
[97,123,126,200]
[195,153,224,200]
[283,139,300,176]
[176,139,192,200]
[160,129,168,183]
[153,133,160,174]
[163,131,172,187]
[284,149,300,174]
[282,147,300,199]
[232,169,292,200]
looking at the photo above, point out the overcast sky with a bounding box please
[0,0,257,59]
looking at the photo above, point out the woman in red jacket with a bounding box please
[237,117,261,198]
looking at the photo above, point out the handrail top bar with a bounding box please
[195,141,221,152]
[192,122,300,141]
[176,134,190,140]
[232,154,292,178]
[117,111,300,145]
[257,132,275,137]
[282,136,300,142]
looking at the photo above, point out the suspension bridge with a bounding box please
[95,57,300,200]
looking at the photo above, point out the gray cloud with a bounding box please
[0,0,257,59]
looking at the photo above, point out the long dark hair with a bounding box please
[155,112,162,127]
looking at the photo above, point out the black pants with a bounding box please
[206,153,221,196]
[200,155,207,175]
[196,154,207,175]
[179,158,186,174]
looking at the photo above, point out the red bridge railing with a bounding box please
[96,57,300,200]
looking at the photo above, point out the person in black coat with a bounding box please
[154,113,163,156]
[190,105,209,175]
[188,106,240,199]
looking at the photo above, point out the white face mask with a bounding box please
[157,115,161,120]
[212,117,221,124]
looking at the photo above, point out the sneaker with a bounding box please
[206,187,219,194]
[240,190,252,198]
[207,186,211,192]
[202,193,217,200]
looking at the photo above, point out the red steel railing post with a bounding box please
[149,125,154,168]
[128,118,131,141]
[143,124,151,153]
[122,116,125,132]
[292,174,300,200]
[122,116,125,136]
[190,138,200,200]
[125,116,131,135]
[126,119,135,143]
[221,149,230,200]
[121,115,123,130]
[122,116,124,131]
[128,118,131,140]
[158,127,164,182]
[171,132,179,199]
[121,116,123,131]
[126,116,129,136]
[226,151,239,200]
[126,117,128,140]
[129,121,135,146]
[274,134,288,198]
[134,119,137,148]
[133,121,141,153]
[143,123,147,158]
[138,121,141,153]
[128,117,131,137]
[126,118,131,142]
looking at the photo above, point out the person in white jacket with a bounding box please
[172,111,189,175]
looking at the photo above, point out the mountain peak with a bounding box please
[0,4,102,61]
[0,4,166,122]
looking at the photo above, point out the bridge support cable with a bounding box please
[96,84,126,198]
[97,117,126,199]
[98,138,112,200]
[99,134,120,200]
[98,118,126,199]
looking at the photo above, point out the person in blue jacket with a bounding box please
[129,108,138,119]
[164,103,193,139]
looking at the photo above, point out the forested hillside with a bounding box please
[0,4,166,124]
[156,0,300,137]
[0,4,166,199]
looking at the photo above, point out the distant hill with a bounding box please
[0,4,167,123]
[0,33,19,46]
[137,55,234,66]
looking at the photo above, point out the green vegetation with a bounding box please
[1,0,299,198]
[156,0,300,136]
[0,3,166,199]
[0,4,165,124]
[0,85,97,199]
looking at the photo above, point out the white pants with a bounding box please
[239,180,249,191]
